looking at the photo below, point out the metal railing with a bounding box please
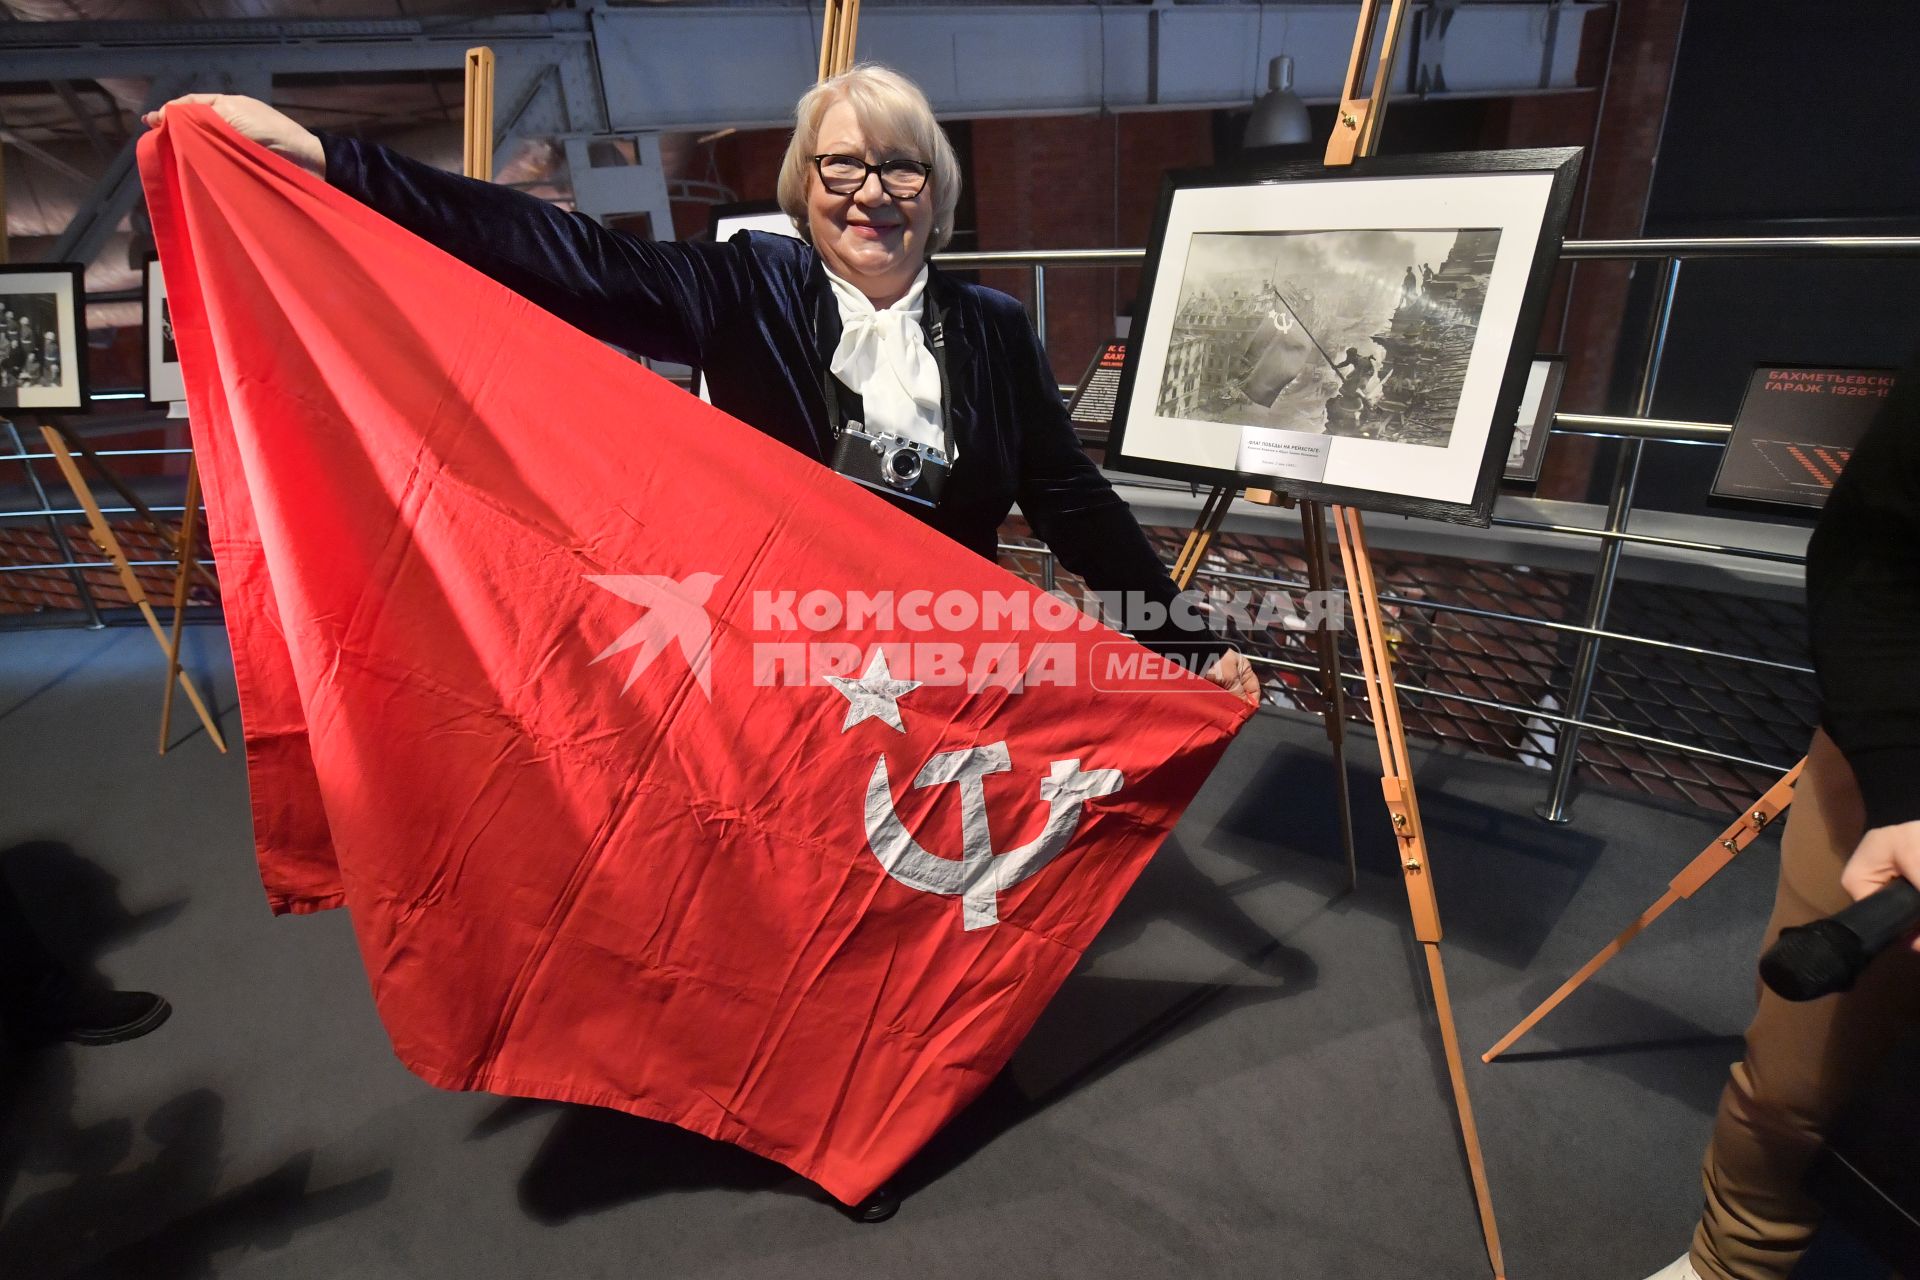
[970,232,1920,820]
[6,233,1918,818]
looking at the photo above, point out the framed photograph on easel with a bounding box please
[1106,148,1581,526]
[144,255,186,407]
[0,263,87,412]
[706,199,798,245]
[1502,356,1567,485]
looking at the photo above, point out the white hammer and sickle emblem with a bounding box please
[863,742,1124,930]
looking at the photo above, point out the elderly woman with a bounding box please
[147,66,1253,697]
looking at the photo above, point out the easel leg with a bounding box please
[1482,759,1804,1062]
[62,425,221,596]
[1333,501,1505,1279]
[3,417,103,627]
[1171,485,1233,592]
[159,458,205,755]
[1300,502,1358,891]
[39,422,228,754]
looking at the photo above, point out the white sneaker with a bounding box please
[1641,1255,1702,1280]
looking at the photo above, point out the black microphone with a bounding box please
[1760,880,1920,1001]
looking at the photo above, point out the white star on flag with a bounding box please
[826,649,922,733]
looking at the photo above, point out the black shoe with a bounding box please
[845,1183,900,1224]
[27,986,172,1047]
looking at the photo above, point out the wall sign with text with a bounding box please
[1710,365,1897,509]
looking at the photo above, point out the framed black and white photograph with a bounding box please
[144,255,186,407]
[1067,338,1129,436]
[1107,148,1582,525]
[1710,365,1897,510]
[1503,356,1567,484]
[706,199,798,246]
[0,263,87,412]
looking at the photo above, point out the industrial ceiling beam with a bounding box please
[49,70,199,266]
[0,4,1595,131]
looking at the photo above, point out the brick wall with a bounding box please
[1504,0,1688,500]
[970,111,1213,387]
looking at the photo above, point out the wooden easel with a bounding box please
[463,48,495,183]
[35,419,227,754]
[3,128,222,754]
[817,0,862,82]
[1483,759,1803,1061]
[1173,1,1505,1273]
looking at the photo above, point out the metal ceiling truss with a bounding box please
[3,3,1591,266]
[0,4,1592,132]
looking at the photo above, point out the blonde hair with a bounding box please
[776,64,962,254]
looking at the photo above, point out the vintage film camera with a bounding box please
[831,419,950,508]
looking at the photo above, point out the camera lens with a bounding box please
[886,447,922,485]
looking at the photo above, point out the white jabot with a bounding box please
[823,265,950,459]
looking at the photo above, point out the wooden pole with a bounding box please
[818,0,861,81]
[39,421,228,753]
[1316,2,1504,1274]
[65,427,221,595]
[817,0,842,82]
[1334,502,1502,1278]
[1483,760,1804,1062]
[159,458,205,754]
[1299,501,1358,890]
[464,48,496,182]
[1170,485,1233,592]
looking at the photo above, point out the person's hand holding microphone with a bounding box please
[1762,818,1920,1000]
[1840,820,1920,954]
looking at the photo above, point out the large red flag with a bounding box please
[140,107,1251,1202]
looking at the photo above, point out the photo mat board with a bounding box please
[1504,356,1567,484]
[145,254,186,406]
[1710,365,1897,510]
[1107,148,1582,526]
[0,264,88,412]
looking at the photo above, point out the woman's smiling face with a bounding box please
[805,98,934,308]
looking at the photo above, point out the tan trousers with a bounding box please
[1692,730,1920,1280]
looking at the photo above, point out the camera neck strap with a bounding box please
[814,268,955,461]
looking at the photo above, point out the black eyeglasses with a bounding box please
[811,153,930,199]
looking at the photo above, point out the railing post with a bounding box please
[1031,262,1047,352]
[1538,256,1682,822]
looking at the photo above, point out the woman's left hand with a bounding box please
[1203,650,1261,708]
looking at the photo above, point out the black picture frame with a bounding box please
[0,262,89,413]
[1106,147,1582,527]
[142,253,186,408]
[705,199,794,245]
[1502,355,1567,485]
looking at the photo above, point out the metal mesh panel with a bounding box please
[1001,516,1812,817]
[0,493,1812,815]
[0,520,215,621]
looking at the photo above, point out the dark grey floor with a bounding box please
[0,625,1880,1279]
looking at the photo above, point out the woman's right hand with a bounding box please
[142,94,325,179]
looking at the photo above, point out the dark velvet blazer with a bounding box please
[319,135,1215,655]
